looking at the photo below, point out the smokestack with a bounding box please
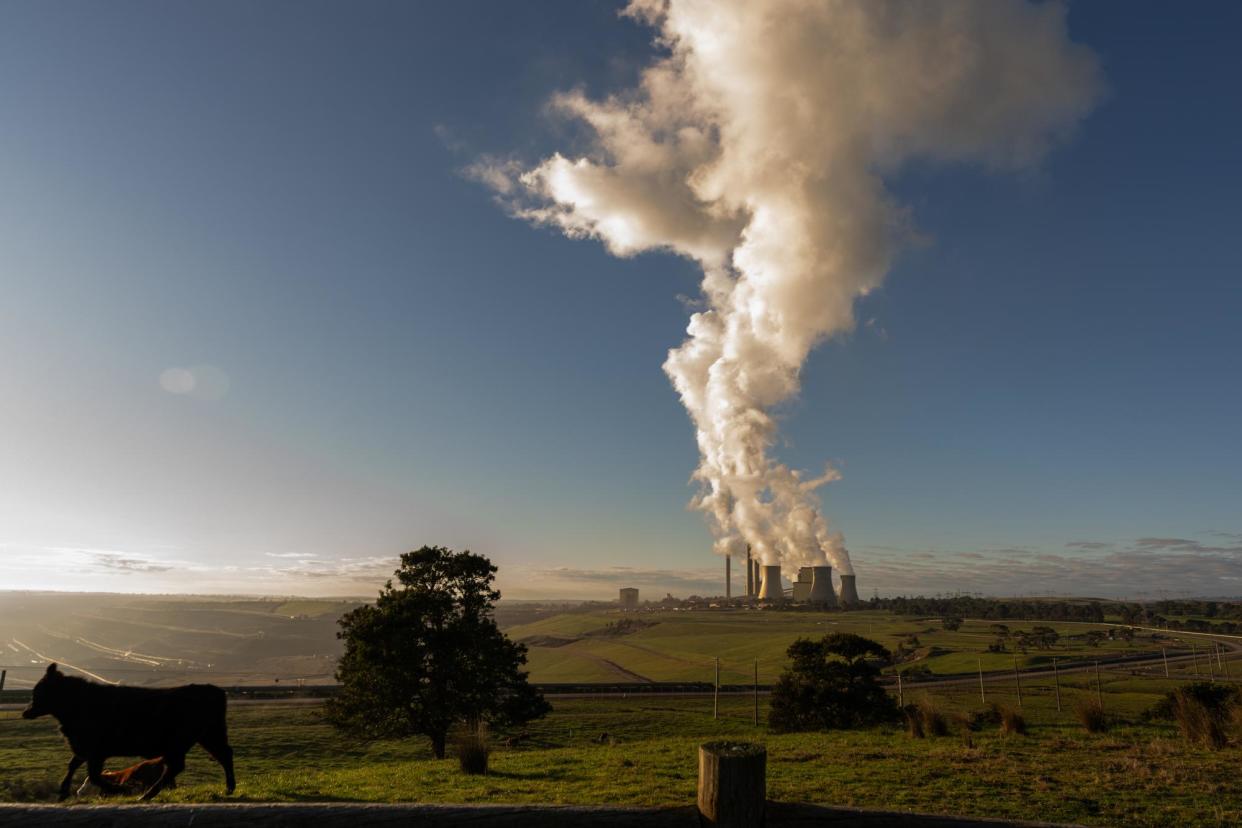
[725,554,731,600]
[753,559,761,597]
[837,574,860,607]
[745,546,753,597]
[807,566,838,607]
[757,564,784,604]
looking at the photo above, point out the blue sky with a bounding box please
[1,2,1239,599]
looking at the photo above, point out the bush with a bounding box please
[1147,682,1240,721]
[457,723,490,775]
[1075,699,1108,733]
[903,704,924,739]
[996,704,1026,736]
[917,698,949,737]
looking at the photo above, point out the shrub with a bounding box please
[1147,682,1240,722]
[457,723,490,775]
[1075,699,1108,733]
[917,698,949,737]
[996,704,1026,736]
[903,704,925,739]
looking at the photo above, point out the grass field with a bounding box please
[3,668,1240,827]
[511,609,1222,684]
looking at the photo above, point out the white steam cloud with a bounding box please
[476,0,1102,574]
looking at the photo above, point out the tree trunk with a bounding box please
[431,732,446,759]
[697,742,765,828]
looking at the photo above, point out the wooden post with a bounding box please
[752,660,759,727]
[1191,644,1199,678]
[698,741,765,828]
[714,658,720,720]
[0,669,5,694]
[977,658,986,705]
[1053,658,1061,713]
[896,671,903,708]
[1013,655,1022,710]
[1162,647,1169,678]
[1094,661,1103,709]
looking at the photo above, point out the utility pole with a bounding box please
[713,657,720,720]
[1053,658,1062,713]
[753,660,759,726]
[1013,655,1022,709]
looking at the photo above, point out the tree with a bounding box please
[942,617,963,632]
[1030,625,1060,650]
[326,546,550,758]
[768,633,898,733]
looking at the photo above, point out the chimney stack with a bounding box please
[745,546,753,597]
[757,564,784,604]
[725,554,731,600]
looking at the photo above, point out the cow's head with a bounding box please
[21,663,63,719]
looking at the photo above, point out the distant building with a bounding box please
[619,587,640,610]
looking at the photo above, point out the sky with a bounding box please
[1,1,1240,601]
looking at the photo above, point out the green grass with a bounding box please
[3,674,1240,826]
[510,609,1200,684]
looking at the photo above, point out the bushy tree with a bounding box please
[768,633,898,733]
[941,617,963,632]
[327,546,549,757]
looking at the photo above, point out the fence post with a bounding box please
[1094,661,1103,709]
[977,658,986,705]
[897,671,903,708]
[714,658,720,720]
[1053,658,1061,713]
[1162,647,1169,678]
[752,660,759,727]
[1191,644,1199,677]
[1013,655,1022,710]
[698,741,766,828]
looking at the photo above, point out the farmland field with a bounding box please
[3,676,1240,827]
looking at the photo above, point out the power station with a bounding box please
[728,550,860,609]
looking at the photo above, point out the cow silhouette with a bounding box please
[22,663,235,800]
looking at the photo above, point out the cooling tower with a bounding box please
[837,574,860,607]
[757,564,784,603]
[745,547,753,597]
[808,566,838,607]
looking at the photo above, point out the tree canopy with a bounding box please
[768,633,898,733]
[326,546,549,757]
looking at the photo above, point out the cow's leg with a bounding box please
[139,752,184,801]
[58,755,84,801]
[199,728,236,794]
[86,757,126,796]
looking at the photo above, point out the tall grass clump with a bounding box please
[1075,699,1108,734]
[903,705,925,739]
[457,722,491,775]
[1150,683,1240,749]
[995,704,1026,736]
[917,698,949,737]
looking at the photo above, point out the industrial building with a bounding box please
[619,587,639,610]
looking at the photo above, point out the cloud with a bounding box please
[89,552,174,574]
[1066,541,1113,550]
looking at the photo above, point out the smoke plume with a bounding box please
[476,0,1101,573]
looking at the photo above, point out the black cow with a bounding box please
[21,663,235,801]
